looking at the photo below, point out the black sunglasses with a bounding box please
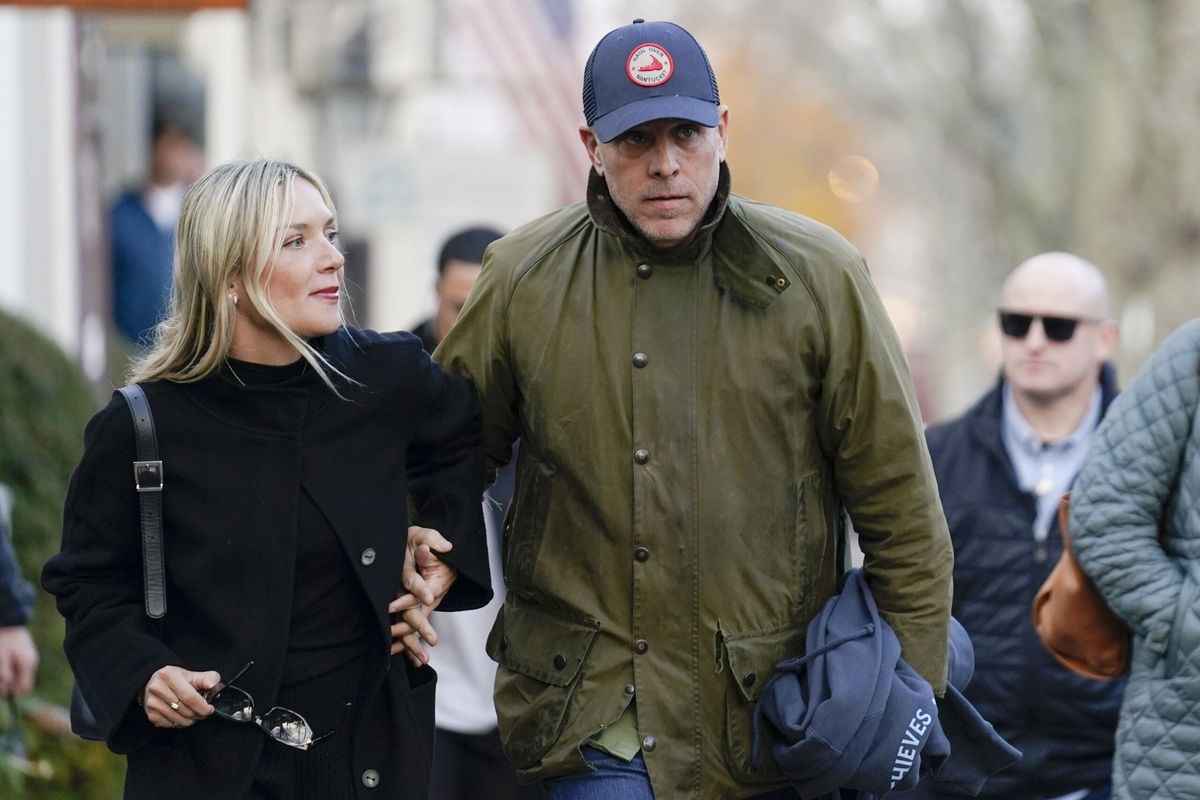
[998,311,1100,343]
[205,661,332,750]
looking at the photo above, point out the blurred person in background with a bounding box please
[920,252,1123,800]
[435,18,952,800]
[412,227,503,354]
[0,484,38,701]
[110,115,205,349]
[44,158,491,800]
[417,225,539,800]
[1070,317,1200,800]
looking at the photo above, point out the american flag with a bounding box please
[448,0,592,206]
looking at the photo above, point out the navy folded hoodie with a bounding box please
[753,569,1020,798]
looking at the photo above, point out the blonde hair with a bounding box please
[130,159,348,391]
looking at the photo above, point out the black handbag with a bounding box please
[70,384,166,741]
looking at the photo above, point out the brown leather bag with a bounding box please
[1031,493,1131,681]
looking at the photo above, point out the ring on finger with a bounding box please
[169,701,180,711]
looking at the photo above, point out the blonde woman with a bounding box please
[43,159,490,800]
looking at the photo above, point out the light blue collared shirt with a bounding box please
[1001,383,1102,542]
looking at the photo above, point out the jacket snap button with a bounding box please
[633,449,650,465]
[500,635,509,650]
[743,672,756,687]
[633,639,649,654]
[624,683,636,695]
[642,736,657,752]
[360,548,376,566]
[632,352,648,368]
[553,654,567,670]
[634,547,650,562]
[636,263,653,279]
[361,769,379,788]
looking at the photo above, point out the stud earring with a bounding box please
[228,293,239,306]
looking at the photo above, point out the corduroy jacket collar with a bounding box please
[586,162,786,310]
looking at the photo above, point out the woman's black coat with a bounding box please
[42,328,491,799]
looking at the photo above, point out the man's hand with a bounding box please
[0,625,38,700]
[389,526,458,667]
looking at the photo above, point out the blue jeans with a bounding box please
[543,747,804,800]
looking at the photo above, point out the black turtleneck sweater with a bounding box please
[226,358,375,685]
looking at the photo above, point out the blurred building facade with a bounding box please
[5,0,1195,419]
[0,0,640,389]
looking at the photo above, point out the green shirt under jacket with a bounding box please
[434,165,953,799]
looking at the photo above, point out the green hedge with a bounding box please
[0,309,125,797]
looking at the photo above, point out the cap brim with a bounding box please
[594,96,719,142]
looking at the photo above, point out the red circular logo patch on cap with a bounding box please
[626,43,673,86]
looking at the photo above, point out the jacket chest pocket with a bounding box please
[718,621,807,784]
[487,601,600,769]
[1164,569,1200,676]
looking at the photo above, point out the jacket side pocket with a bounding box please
[1166,571,1200,676]
[720,621,808,784]
[395,662,438,790]
[487,600,600,769]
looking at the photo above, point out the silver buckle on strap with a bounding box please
[134,460,164,493]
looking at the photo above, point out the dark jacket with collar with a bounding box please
[921,365,1123,798]
[42,327,490,800]
[0,498,34,627]
[110,190,174,346]
[434,164,952,799]
[412,318,438,355]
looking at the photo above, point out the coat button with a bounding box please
[634,547,650,562]
[361,769,380,788]
[632,352,648,368]
[642,736,657,752]
[624,683,636,695]
[360,548,376,566]
[636,263,653,279]
[500,635,509,651]
[633,449,650,465]
[633,639,649,654]
[553,654,567,670]
[743,672,756,688]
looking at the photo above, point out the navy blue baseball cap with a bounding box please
[582,19,720,143]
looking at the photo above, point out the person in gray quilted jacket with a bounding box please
[1070,317,1200,800]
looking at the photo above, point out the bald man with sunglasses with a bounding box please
[916,252,1124,800]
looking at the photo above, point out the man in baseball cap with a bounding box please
[435,18,952,800]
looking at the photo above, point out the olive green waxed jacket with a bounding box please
[434,166,953,799]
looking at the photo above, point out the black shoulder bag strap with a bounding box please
[117,384,166,619]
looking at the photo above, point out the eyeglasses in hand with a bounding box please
[205,661,332,750]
